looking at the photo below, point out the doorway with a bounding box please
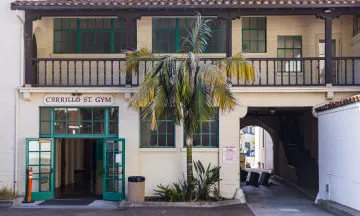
[25,138,125,201]
[55,139,102,199]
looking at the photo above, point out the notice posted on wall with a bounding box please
[223,146,236,164]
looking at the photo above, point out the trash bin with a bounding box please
[128,176,145,202]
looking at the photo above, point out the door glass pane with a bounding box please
[32,180,39,192]
[106,179,120,192]
[106,152,114,165]
[41,166,51,178]
[32,166,40,179]
[29,152,40,165]
[40,179,50,192]
[41,152,51,164]
[29,141,39,151]
[41,141,51,151]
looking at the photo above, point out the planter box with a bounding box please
[120,199,242,208]
[0,197,23,207]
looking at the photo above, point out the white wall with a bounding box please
[318,102,360,211]
[265,132,274,170]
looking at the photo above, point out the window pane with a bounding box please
[110,108,119,121]
[167,134,175,147]
[243,30,250,40]
[294,49,301,58]
[294,37,302,48]
[80,108,92,121]
[249,17,258,28]
[67,108,79,121]
[250,30,258,40]
[141,134,149,147]
[210,135,218,147]
[278,49,285,58]
[202,135,210,147]
[68,121,80,134]
[94,108,105,120]
[250,41,258,52]
[242,17,250,28]
[93,122,104,134]
[41,108,51,121]
[81,122,92,134]
[285,49,294,58]
[54,19,61,30]
[258,41,266,53]
[55,108,67,120]
[54,121,66,134]
[285,37,293,48]
[258,30,266,40]
[258,17,266,29]
[278,36,285,48]
[158,135,167,146]
[110,122,118,134]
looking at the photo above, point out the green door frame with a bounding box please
[25,138,55,201]
[103,138,125,201]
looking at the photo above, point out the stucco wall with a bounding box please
[318,102,360,211]
[17,93,221,197]
[0,1,22,190]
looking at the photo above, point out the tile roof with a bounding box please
[315,95,360,113]
[10,0,360,7]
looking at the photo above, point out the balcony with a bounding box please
[32,57,360,87]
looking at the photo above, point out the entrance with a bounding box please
[26,138,125,201]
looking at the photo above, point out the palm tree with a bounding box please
[126,14,256,187]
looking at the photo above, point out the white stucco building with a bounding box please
[0,0,360,211]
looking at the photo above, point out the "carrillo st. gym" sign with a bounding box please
[43,94,114,106]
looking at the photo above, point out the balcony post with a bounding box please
[324,16,333,85]
[119,13,140,86]
[24,12,34,86]
[226,14,233,58]
[317,9,341,85]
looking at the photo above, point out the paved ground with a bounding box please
[242,179,334,216]
[0,204,254,216]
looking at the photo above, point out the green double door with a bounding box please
[26,138,125,201]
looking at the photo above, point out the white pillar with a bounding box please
[219,106,247,200]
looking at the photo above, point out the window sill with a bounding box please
[138,148,177,152]
[180,148,219,152]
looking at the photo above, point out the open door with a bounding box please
[103,138,125,201]
[26,138,55,200]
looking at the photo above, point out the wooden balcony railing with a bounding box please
[31,57,360,87]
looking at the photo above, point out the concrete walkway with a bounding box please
[242,179,334,216]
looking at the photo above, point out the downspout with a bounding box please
[14,9,24,195]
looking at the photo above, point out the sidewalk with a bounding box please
[243,178,334,216]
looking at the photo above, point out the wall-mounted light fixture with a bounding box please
[71,92,82,97]
[269,108,276,115]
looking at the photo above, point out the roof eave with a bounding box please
[10,4,360,11]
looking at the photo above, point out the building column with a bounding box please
[324,16,333,85]
[24,12,34,86]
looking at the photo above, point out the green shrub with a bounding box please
[0,187,18,200]
[193,160,221,201]
[154,175,195,202]
[154,160,222,202]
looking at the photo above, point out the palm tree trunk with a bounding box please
[186,135,193,185]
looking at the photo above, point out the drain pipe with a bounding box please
[14,9,24,195]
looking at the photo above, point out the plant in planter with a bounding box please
[154,161,222,202]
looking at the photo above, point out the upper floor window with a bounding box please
[140,109,175,148]
[277,36,302,72]
[152,18,227,53]
[54,18,129,54]
[242,17,267,53]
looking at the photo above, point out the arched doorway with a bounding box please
[240,125,274,172]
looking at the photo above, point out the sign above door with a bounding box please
[44,94,114,106]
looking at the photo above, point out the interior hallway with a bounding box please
[242,177,333,216]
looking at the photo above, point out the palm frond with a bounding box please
[181,13,212,54]
[219,53,257,84]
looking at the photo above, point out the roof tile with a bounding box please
[10,0,360,6]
